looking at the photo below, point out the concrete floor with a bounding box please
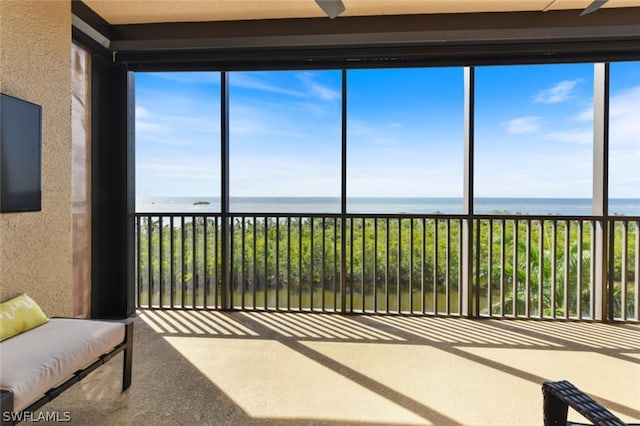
[40,310,639,425]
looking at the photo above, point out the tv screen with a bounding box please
[0,93,42,213]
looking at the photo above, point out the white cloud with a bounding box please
[229,103,324,139]
[308,81,340,101]
[571,107,593,122]
[136,156,220,197]
[230,73,305,98]
[545,129,592,144]
[475,150,593,198]
[610,85,640,148]
[609,85,640,198]
[135,106,150,118]
[230,154,340,197]
[348,167,463,198]
[153,72,219,85]
[297,72,340,102]
[138,162,213,180]
[611,86,640,117]
[502,116,541,134]
[136,110,219,146]
[295,100,337,118]
[533,80,579,104]
[135,120,168,133]
[135,105,172,134]
[346,119,403,147]
[134,91,220,147]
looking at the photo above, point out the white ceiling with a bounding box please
[84,0,640,25]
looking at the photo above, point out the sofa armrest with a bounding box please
[542,380,627,426]
[54,317,133,391]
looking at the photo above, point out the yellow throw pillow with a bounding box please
[0,294,49,341]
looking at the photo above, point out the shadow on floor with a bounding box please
[39,310,640,425]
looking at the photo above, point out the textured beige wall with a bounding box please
[0,1,73,316]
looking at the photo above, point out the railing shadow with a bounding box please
[137,309,640,424]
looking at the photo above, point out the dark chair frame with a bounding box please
[542,380,633,426]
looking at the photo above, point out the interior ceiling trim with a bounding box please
[116,40,640,72]
[72,2,640,69]
[109,8,640,50]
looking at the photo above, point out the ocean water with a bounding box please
[136,196,640,216]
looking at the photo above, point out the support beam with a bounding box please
[340,69,348,313]
[220,72,231,310]
[91,57,135,319]
[462,66,475,317]
[593,62,610,321]
[110,8,640,54]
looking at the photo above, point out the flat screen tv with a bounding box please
[0,93,42,213]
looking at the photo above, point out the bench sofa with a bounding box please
[0,317,133,425]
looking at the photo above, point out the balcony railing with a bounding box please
[135,213,639,322]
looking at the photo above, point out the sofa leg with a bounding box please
[122,319,133,391]
[1,389,15,426]
[542,386,568,426]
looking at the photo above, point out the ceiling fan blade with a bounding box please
[580,0,608,16]
[315,0,345,19]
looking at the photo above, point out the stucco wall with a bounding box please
[0,1,72,316]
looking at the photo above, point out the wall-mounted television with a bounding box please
[0,93,42,213]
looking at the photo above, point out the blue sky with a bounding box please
[135,72,220,197]
[229,71,342,198]
[135,62,639,200]
[475,63,596,198]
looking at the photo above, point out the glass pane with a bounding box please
[609,61,640,216]
[229,70,342,213]
[135,72,221,212]
[347,68,465,214]
[475,64,594,215]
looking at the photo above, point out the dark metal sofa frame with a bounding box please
[0,319,133,426]
[543,380,636,426]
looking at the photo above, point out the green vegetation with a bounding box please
[136,215,637,319]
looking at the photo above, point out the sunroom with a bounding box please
[1,1,639,424]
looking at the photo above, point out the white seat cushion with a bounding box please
[0,318,125,411]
